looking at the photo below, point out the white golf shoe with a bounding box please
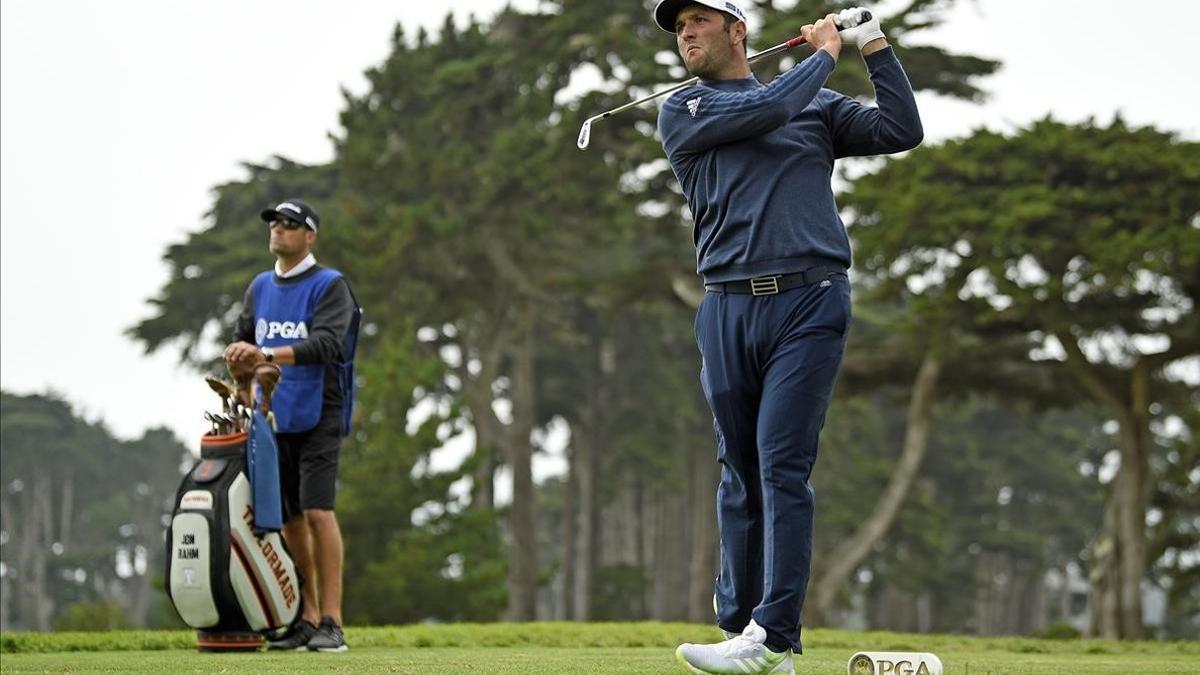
[676,620,794,674]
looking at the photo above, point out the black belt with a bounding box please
[704,266,844,296]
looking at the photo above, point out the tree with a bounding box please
[331,11,653,619]
[0,392,187,630]
[842,118,1200,637]
[844,398,1105,634]
[1145,390,1200,639]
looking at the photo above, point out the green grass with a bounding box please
[2,623,1197,674]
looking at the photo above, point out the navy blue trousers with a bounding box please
[695,271,850,654]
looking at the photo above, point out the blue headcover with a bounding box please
[247,411,283,534]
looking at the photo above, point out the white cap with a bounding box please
[653,0,749,33]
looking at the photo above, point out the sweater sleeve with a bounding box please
[291,277,355,366]
[827,47,923,158]
[659,50,836,157]
[233,283,256,344]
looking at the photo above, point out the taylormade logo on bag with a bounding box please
[256,318,309,343]
[241,505,298,608]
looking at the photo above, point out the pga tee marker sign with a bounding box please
[848,652,943,675]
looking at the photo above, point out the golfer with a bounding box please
[652,2,923,673]
[223,198,361,652]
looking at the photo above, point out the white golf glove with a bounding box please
[837,7,885,50]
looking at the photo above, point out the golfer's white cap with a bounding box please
[653,0,749,33]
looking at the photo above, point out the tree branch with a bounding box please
[811,348,942,620]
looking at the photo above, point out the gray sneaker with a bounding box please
[307,616,348,653]
[266,618,317,651]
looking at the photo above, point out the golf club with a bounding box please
[205,376,237,413]
[204,411,232,435]
[576,9,871,150]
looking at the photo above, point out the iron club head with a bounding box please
[577,118,594,150]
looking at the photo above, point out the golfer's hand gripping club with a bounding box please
[576,8,872,150]
[836,7,884,50]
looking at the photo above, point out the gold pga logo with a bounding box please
[851,655,875,674]
[848,652,943,675]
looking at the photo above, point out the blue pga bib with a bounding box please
[250,268,354,434]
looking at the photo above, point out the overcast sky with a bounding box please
[3,0,1198,450]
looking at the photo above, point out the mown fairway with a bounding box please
[2,623,1197,674]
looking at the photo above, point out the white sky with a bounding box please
[3,0,1198,454]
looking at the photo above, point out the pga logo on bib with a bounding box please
[256,318,309,344]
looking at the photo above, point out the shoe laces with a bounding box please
[321,617,344,637]
[717,620,767,658]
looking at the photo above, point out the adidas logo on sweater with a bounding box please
[687,97,702,117]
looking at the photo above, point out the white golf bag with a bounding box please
[166,430,299,649]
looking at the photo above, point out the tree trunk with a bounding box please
[1059,335,1150,639]
[129,546,152,628]
[574,426,598,620]
[651,489,687,620]
[472,448,497,511]
[809,350,942,623]
[504,308,538,621]
[557,443,577,620]
[16,470,53,631]
[1017,563,1044,635]
[1086,500,1121,638]
[59,470,73,551]
[687,435,719,623]
[1111,426,1148,638]
[1115,362,1151,639]
[0,492,12,631]
[573,336,614,619]
[974,551,1002,635]
[464,330,506,512]
[631,472,647,619]
[877,584,915,632]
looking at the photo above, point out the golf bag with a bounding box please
[166,429,299,648]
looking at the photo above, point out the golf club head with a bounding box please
[254,363,282,413]
[577,118,593,150]
[205,376,236,411]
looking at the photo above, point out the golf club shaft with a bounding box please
[579,40,801,135]
[577,11,869,150]
[591,40,788,120]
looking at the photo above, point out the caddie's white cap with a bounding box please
[653,0,749,33]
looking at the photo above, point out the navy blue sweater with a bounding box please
[658,47,923,283]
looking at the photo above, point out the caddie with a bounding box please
[223,198,361,653]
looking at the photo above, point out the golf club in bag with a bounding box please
[577,8,871,150]
[166,365,298,652]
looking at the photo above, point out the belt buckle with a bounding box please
[750,276,780,296]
